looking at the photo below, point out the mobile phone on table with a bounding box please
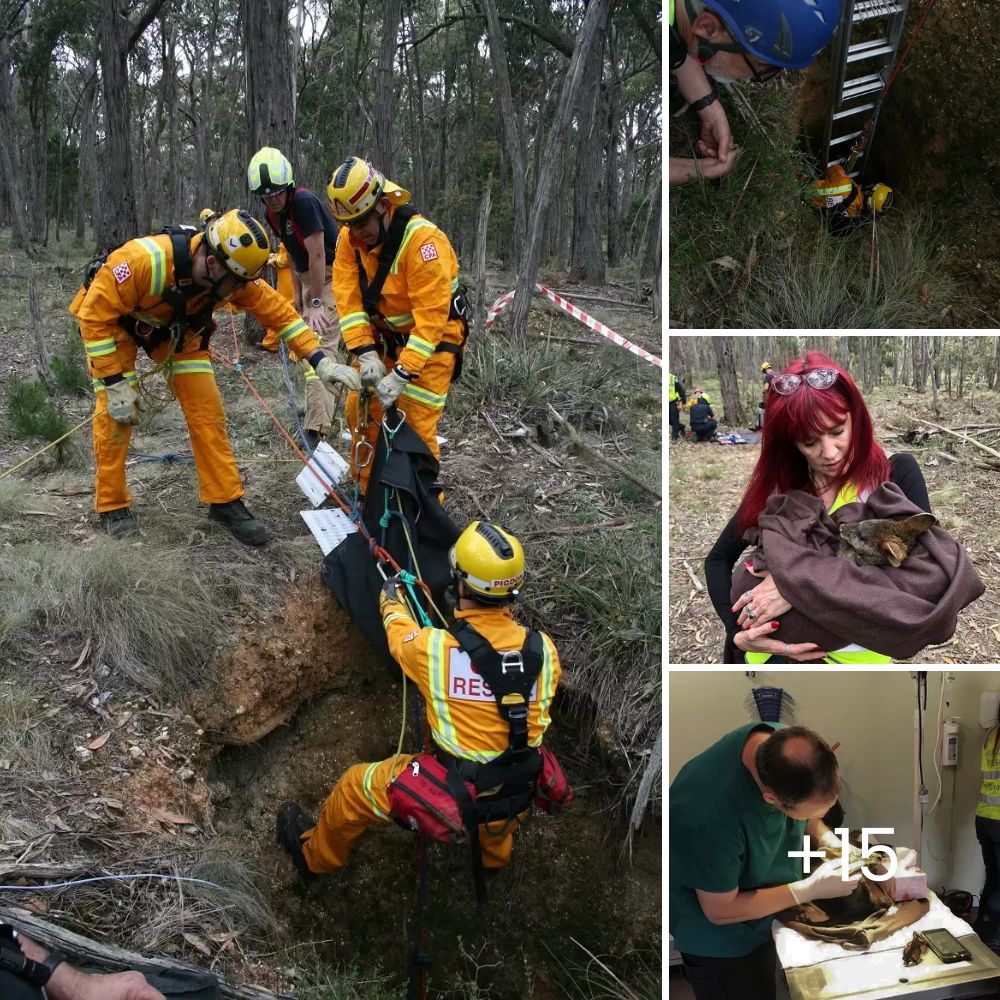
[920,928,972,963]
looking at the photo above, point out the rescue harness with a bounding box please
[354,204,470,381]
[387,618,570,901]
[81,226,217,359]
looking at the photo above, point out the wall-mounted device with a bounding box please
[940,718,959,767]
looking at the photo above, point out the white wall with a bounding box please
[669,672,1000,898]
[919,672,1000,897]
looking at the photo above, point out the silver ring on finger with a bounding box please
[742,590,753,601]
[746,608,757,621]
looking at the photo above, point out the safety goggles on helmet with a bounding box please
[770,368,840,396]
[696,37,783,83]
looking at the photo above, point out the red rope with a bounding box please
[213,314,399,571]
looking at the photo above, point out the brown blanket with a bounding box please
[777,877,929,950]
[730,484,984,659]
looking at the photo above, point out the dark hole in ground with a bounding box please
[208,665,661,998]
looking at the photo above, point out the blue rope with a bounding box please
[129,452,193,464]
[397,570,433,627]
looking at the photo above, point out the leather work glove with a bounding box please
[381,573,405,605]
[105,380,143,425]
[376,366,409,409]
[358,351,387,388]
[789,859,861,905]
[315,356,362,393]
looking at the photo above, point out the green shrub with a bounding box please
[5,376,77,464]
[50,327,91,395]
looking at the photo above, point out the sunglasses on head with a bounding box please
[696,37,784,84]
[771,369,840,396]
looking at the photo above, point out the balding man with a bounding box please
[670,723,859,1000]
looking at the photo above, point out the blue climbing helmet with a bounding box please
[703,0,840,71]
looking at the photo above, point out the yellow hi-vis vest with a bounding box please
[669,373,679,402]
[978,737,1000,820]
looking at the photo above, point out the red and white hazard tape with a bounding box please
[484,284,662,369]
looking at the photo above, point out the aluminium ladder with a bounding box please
[821,0,911,176]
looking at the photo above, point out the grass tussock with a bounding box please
[544,943,662,1000]
[669,79,959,328]
[531,517,661,799]
[0,680,55,780]
[734,214,956,329]
[0,543,221,698]
[450,324,623,432]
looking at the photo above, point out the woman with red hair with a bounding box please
[704,351,931,664]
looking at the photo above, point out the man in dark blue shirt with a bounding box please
[248,147,341,443]
[248,146,338,339]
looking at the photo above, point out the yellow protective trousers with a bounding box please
[300,753,518,874]
[345,349,456,495]
[88,333,242,513]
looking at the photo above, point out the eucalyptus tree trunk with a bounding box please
[479,0,528,273]
[509,0,612,342]
[0,34,36,256]
[713,337,745,426]
[374,0,401,174]
[569,0,610,282]
[242,0,296,168]
[97,0,139,249]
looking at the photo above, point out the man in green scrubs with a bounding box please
[670,723,860,999]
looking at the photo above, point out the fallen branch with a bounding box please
[546,404,661,500]
[0,907,290,1000]
[914,418,1000,462]
[682,560,704,591]
[931,450,1000,473]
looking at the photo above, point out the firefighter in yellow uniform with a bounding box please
[276,521,561,878]
[326,156,468,495]
[805,164,893,236]
[259,243,296,351]
[69,209,362,544]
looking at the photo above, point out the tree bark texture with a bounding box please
[242,0,296,167]
[479,0,528,273]
[510,0,612,342]
[712,336,745,426]
[570,0,610,281]
[98,0,140,249]
[0,34,36,256]
[472,175,492,336]
[374,0,401,174]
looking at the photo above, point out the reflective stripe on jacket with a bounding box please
[379,596,560,762]
[333,207,464,378]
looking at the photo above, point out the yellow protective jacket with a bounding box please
[334,207,465,378]
[379,596,561,762]
[70,232,321,381]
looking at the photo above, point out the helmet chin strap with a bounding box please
[370,206,389,248]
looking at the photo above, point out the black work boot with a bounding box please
[99,507,138,538]
[276,802,319,882]
[207,499,268,546]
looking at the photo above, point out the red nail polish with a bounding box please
[771,622,779,630]
[744,561,753,569]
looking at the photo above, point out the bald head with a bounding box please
[755,726,839,817]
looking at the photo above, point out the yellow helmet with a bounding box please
[198,208,216,226]
[867,183,893,214]
[326,156,410,223]
[204,209,270,281]
[248,147,294,197]
[761,361,772,372]
[450,521,525,603]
